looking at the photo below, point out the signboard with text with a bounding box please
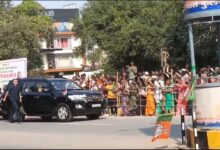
[43,9,79,22]
[0,58,27,89]
[184,1,220,21]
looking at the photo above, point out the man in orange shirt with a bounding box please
[105,78,117,116]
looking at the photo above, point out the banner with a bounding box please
[184,1,220,20]
[152,113,173,142]
[0,58,27,89]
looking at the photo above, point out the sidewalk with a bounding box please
[102,114,193,121]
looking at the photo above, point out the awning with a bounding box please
[45,68,83,74]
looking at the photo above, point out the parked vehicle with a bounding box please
[0,78,104,122]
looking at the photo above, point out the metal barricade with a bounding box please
[102,85,194,116]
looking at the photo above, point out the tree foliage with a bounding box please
[0,0,53,70]
[0,1,11,11]
[28,68,47,78]
[74,1,185,71]
[74,1,219,72]
[167,14,218,69]
[193,24,218,68]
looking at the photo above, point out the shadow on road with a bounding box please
[0,116,106,123]
[22,117,106,123]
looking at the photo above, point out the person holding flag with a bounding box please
[175,78,188,116]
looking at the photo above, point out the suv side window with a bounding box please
[23,81,37,93]
[37,81,50,93]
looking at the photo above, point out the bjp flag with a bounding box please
[152,113,173,142]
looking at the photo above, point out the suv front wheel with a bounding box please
[56,103,72,122]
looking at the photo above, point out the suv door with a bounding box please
[22,80,38,115]
[35,81,54,114]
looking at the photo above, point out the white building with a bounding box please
[39,9,86,78]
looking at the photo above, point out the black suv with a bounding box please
[0,78,104,122]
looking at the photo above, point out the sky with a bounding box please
[12,0,87,9]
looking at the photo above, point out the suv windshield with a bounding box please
[50,80,81,90]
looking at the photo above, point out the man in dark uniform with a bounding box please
[3,79,22,123]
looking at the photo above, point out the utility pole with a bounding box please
[188,24,199,150]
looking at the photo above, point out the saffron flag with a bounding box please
[152,113,173,142]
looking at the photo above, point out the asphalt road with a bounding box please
[0,115,192,149]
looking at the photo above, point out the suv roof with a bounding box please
[7,78,69,87]
[15,78,68,81]
[47,78,69,81]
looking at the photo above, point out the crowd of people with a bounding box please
[197,66,220,84]
[1,62,219,121]
[71,63,220,117]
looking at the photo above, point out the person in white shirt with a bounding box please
[181,69,189,83]
[153,76,164,115]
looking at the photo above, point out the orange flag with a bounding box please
[152,113,173,142]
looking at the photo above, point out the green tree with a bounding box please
[0,0,11,10]
[167,10,218,69]
[75,1,220,72]
[74,1,186,71]
[0,0,53,70]
[193,24,218,68]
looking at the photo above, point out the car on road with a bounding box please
[0,78,104,122]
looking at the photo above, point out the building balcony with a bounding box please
[42,52,84,69]
[45,68,83,74]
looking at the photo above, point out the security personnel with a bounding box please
[3,79,22,123]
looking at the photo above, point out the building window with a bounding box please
[47,54,55,69]
[56,38,69,48]
[61,38,68,48]
[55,55,73,68]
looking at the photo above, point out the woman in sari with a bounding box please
[175,78,188,116]
[145,79,156,116]
[119,79,129,116]
[164,79,174,113]
[153,76,164,115]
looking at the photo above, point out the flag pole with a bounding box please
[188,23,199,150]
[181,107,186,144]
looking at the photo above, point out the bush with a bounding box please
[28,69,46,78]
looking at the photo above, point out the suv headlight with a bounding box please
[68,94,87,101]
